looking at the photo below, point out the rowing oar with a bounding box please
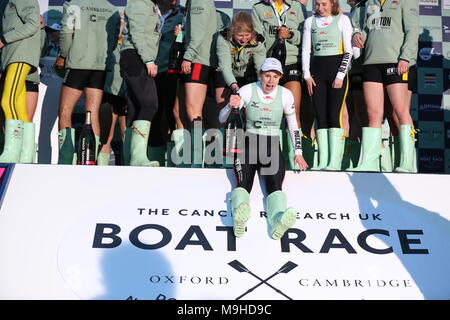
[228,260,298,300]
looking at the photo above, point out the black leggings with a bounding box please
[311,55,348,129]
[149,72,177,147]
[233,133,285,195]
[120,49,158,126]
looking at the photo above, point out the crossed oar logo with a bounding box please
[228,260,298,300]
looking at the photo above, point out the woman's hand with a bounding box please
[174,24,181,36]
[294,155,309,173]
[181,60,191,74]
[397,60,409,76]
[352,33,364,48]
[229,94,241,109]
[278,26,290,39]
[305,77,316,96]
[332,78,343,89]
[230,83,240,93]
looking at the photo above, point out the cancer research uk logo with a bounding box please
[54,182,450,301]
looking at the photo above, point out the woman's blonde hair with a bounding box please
[229,11,258,46]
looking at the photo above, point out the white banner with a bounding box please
[0,165,449,300]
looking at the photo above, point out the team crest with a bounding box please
[263,11,272,19]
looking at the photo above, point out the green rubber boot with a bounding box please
[148,146,166,167]
[347,127,381,172]
[325,128,345,171]
[310,129,328,171]
[19,122,36,164]
[266,191,297,240]
[341,139,360,170]
[230,187,251,238]
[301,135,318,169]
[380,138,393,172]
[97,152,111,166]
[57,128,75,165]
[130,120,159,167]
[389,136,400,170]
[394,125,417,173]
[168,129,190,167]
[0,119,24,163]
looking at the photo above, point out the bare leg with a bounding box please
[99,112,118,154]
[26,91,39,122]
[386,83,412,126]
[85,87,104,136]
[58,85,83,130]
[341,103,350,136]
[363,82,385,128]
[184,82,208,122]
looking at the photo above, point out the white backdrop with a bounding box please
[0,166,449,300]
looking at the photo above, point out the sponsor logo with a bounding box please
[419,103,442,112]
[420,127,443,141]
[424,73,437,88]
[419,47,437,61]
[419,0,439,6]
[420,154,444,170]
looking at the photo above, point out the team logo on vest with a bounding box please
[230,48,236,55]
[367,6,392,31]
[263,11,272,19]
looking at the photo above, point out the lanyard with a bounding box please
[380,0,387,12]
[271,1,289,27]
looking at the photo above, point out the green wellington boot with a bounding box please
[347,127,381,172]
[130,120,159,167]
[0,119,24,163]
[168,129,190,167]
[310,129,328,171]
[148,146,166,167]
[266,191,297,240]
[341,139,360,171]
[380,138,393,172]
[19,122,36,164]
[389,136,400,170]
[97,152,111,166]
[324,128,346,171]
[301,134,318,169]
[394,125,417,173]
[230,187,251,238]
[58,128,76,165]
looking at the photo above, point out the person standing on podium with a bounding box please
[219,57,308,240]
[55,0,120,165]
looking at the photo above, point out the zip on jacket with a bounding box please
[252,0,307,66]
